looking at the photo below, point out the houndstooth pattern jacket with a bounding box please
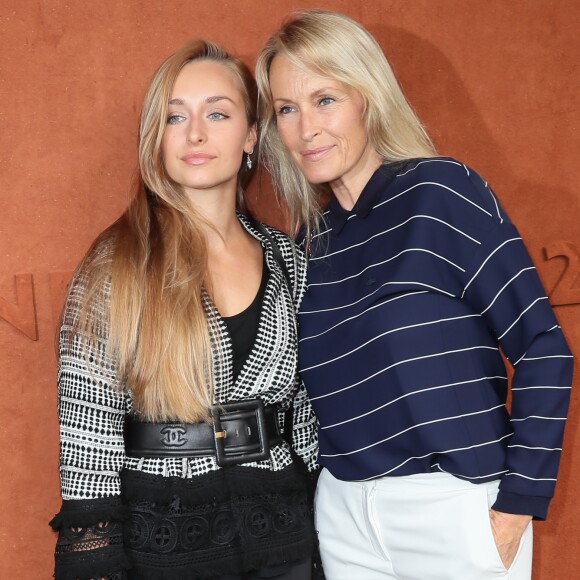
[56,215,319,503]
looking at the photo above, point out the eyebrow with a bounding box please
[168,96,236,105]
[273,87,343,103]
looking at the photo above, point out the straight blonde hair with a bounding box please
[256,9,436,236]
[66,40,258,422]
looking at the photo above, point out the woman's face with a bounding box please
[161,59,256,201]
[269,54,381,198]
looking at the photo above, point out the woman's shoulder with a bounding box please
[262,224,302,257]
[240,213,302,255]
[64,233,116,316]
[70,234,114,288]
[395,156,509,226]
[256,220,306,272]
[395,156,477,183]
[240,214,307,299]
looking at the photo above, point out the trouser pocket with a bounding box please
[481,482,532,575]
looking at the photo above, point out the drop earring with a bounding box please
[246,150,253,170]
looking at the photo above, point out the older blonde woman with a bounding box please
[256,9,572,580]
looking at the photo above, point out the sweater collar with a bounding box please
[326,161,407,235]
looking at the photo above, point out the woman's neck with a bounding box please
[186,186,242,248]
[330,148,383,211]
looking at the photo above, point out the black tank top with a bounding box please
[222,253,269,380]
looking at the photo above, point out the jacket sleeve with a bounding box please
[289,377,320,473]
[461,217,573,519]
[269,227,321,473]
[50,272,130,579]
[290,240,320,473]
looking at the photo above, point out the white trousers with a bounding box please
[315,470,533,580]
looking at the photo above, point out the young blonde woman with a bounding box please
[256,10,573,580]
[50,40,318,580]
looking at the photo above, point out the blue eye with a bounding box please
[208,112,228,120]
[167,113,185,125]
[319,96,335,106]
[277,105,295,115]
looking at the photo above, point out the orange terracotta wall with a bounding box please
[0,1,578,577]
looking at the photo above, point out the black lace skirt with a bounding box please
[120,464,315,579]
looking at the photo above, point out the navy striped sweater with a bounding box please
[298,157,573,519]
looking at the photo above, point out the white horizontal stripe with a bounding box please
[498,297,548,339]
[301,314,481,371]
[61,431,124,447]
[61,426,124,443]
[521,355,573,361]
[322,375,507,430]
[512,325,562,366]
[310,214,480,261]
[510,416,566,422]
[364,281,456,297]
[396,158,463,176]
[431,466,509,481]
[308,346,499,400]
[480,267,536,314]
[311,227,331,239]
[299,289,428,315]
[321,404,505,457]
[308,248,465,287]
[375,181,493,217]
[60,396,120,413]
[361,434,513,480]
[300,293,421,341]
[419,215,481,244]
[462,237,522,297]
[60,466,119,477]
[504,473,557,482]
[507,444,562,451]
[511,386,571,391]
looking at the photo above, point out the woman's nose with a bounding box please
[299,110,321,142]
[186,117,207,144]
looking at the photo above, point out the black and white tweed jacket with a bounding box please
[55,216,318,505]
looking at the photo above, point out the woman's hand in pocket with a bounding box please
[489,509,532,569]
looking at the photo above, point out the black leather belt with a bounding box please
[124,399,283,467]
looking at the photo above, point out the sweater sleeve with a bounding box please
[461,219,573,519]
[50,272,130,579]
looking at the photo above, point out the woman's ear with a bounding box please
[245,123,258,153]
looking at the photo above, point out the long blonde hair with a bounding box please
[256,9,436,235]
[67,40,258,422]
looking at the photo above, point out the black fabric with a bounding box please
[53,530,129,580]
[216,557,311,579]
[222,253,269,380]
[50,496,127,530]
[51,497,130,580]
[120,465,314,579]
